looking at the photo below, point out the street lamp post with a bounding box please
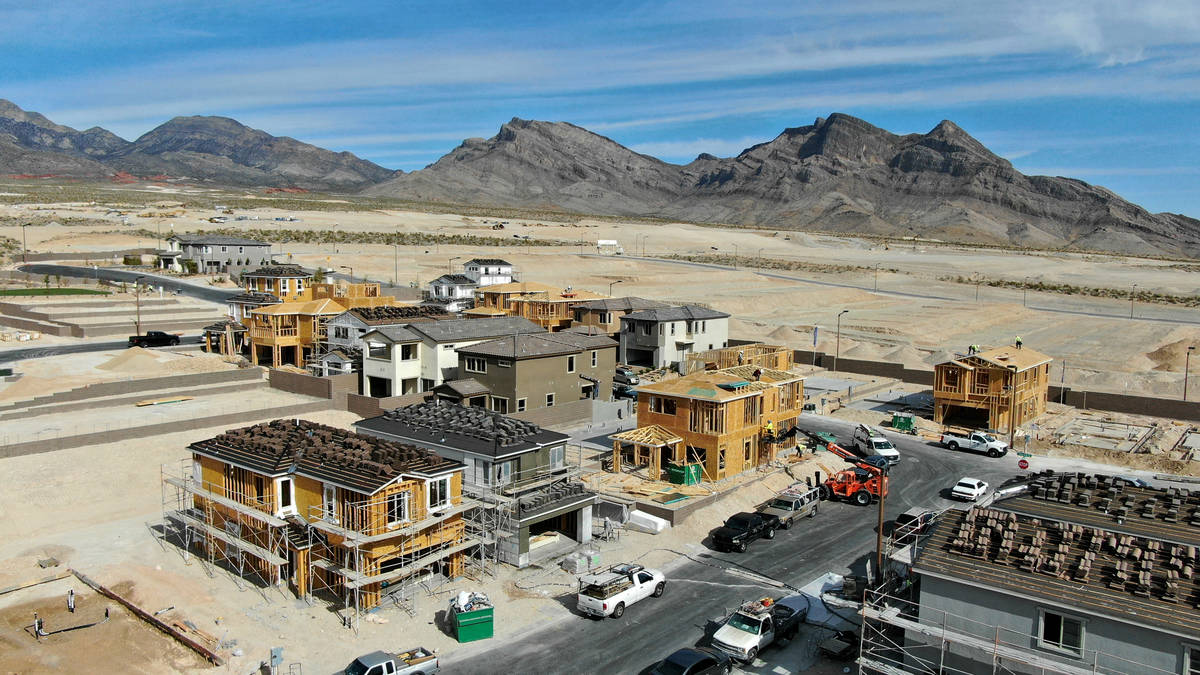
[447,256,461,274]
[339,265,353,283]
[834,310,849,372]
[641,235,648,257]
[608,279,623,296]
[21,222,28,263]
[1130,284,1137,320]
[874,264,880,292]
[392,244,399,286]
[1008,365,1019,450]
[134,274,145,336]
[1023,277,1030,307]
[1186,346,1195,401]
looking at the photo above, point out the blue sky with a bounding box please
[2,1,1198,216]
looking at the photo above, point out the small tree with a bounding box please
[313,267,326,283]
[54,274,61,287]
[182,259,198,275]
[43,274,50,288]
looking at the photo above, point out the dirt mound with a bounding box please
[1145,338,1194,371]
[884,345,930,369]
[0,375,61,402]
[97,346,162,372]
[766,325,800,342]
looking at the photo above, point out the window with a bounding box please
[744,440,753,463]
[546,393,555,407]
[220,246,227,252]
[494,461,513,486]
[192,459,202,485]
[465,357,486,373]
[1039,609,1084,656]
[567,355,576,372]
[1184,644,1200,675]
[497,360,511,368]
[281,279,290,294]
[648,396,677,415]
[400,343,417,360]
[550,445,565,468]
[322,483,339,523]
[442,344,455,351]
[367,342,389,360]
[670,323,676,336]
[387,491,409,527]
[517,398,527,412]
[492,398,509,414]
[591,350,598,367]
[276,478,296,516]
[641,322,651,336]
[334,326,349,339]
[427,477,450,510]
[598,311,611,324]
[238,246,244,254]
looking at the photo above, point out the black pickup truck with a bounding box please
[712,512,781,553]
[128,331,181,348]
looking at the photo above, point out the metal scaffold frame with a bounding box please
[302,492,482,633]
[159,460,289,599]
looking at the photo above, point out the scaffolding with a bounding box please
[159,460,289,597]
[303,490,480,633]
[858,587,1178,675]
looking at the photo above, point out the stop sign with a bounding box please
[1018,459,1030,470]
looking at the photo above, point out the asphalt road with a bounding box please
[443,415,1022,675]
[16,264,239,304]
[0,336,204,363]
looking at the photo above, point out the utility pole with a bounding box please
[447,256,461,274]
[874,264,880,292]
[875,466,887,583]
[134,274,145,336]
[21,222,28,263]
[1008,365,1019,450]
[1130,284,1137,320]
[1060,360,1066,405]
[1186,347,1195,401]
[392,244,399,286]
[834,310,848,372]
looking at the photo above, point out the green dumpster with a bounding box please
[452,605,494,643]
[892,412,915,432]
[666,463,702,486]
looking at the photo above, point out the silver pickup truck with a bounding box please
[756,484,821,529]
[343,647,439,675]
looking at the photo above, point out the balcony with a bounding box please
[251,326,298,340]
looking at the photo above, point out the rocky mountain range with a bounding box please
[368,115,1200,257]
[0,99,394,190]
[2,98,1196,256]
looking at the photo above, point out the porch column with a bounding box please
[650,443,661,481]
[611,440,621,474]
[205,332,212,353]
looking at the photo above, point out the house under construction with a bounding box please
[864,472,1200,675]
[161,419,499,626]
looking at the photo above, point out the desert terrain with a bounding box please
[4,185,1198,397]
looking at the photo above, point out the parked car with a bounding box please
[851,424,900,464]
[950,477,989,501]
[576,563,665,619]
[710,595,808,662]
[756,484,821,529]
[612,383,638,400]
[650,647,732,675]
[128,330,181,348]
[343,647,438,675]
[712,512,780,553]
[940,430,1008,457]
[893,507,935,544]
[614,366,640,385]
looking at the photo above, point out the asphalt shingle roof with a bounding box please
[457,332,616,359]
[406,316,543,343]
[622,305,730,321]
[355,401,568,459]
[572,296,671,312]
[431,274,477,285]
[169,234,270,246]
[364,326,421,343]
[466,258,511,266]
[189,419,462,496]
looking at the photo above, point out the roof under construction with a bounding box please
[227,291,281,306]
[937,345,1053,372]
[636,365,803,402]
[189,418,462,495]
[347,305,452,325]
[355,400,569,459]
[242,264,311,278]
[914,472,1200,638]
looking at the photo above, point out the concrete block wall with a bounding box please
[509,398,594,429]
[0,367,264,412]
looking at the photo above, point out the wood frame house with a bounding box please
[933,346,1052,431]
[473,281,607,331]
[247,281,394,368]
[165,419,472,616]
[616,366,804,482]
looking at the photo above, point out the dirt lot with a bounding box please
[0,577,208,674]
[6,195,1198,397]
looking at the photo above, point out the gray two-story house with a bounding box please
[161,234,273,274]
[893,473,1200,675]
[455,331,618,416]
[618,305,729,371]
[315,305,450,376]
[355,401,597,567]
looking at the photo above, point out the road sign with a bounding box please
[1017,452,1033,458]
[1018,459,1030,470]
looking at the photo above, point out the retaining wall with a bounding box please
[0,399,332,459]
[346,392,428,418]
[20,249,157,262]
[510,398,595,429]
[0,367,264,412]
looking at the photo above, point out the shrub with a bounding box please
[123,254,141,265]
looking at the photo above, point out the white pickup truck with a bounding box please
[710,595,809,662]
[940,431,1008,458]
[576,563,665,619]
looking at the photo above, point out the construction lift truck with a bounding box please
[796,428,890,507]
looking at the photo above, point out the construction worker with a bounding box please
[765,420,775,437]
[1015,336,1023,350]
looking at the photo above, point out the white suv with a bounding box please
[951,478,989,501]
[852,424,900,465]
